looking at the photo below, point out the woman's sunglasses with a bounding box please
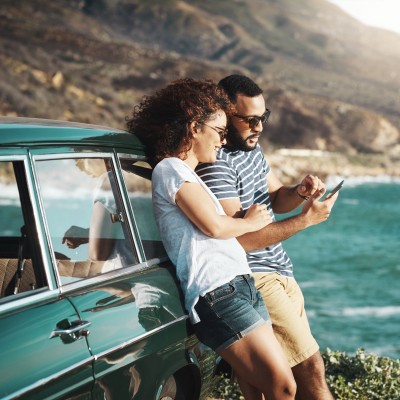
[200,123,228,141]
[233,109,271,130]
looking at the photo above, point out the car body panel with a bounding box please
[0,117,144,151]
[0,294,94,400]
[0,118,217,400]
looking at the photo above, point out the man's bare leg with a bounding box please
[292,351,334,400]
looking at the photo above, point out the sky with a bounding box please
[327,0,400,35]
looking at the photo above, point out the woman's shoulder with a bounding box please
[153,158,197,184]
[155,157,182,170]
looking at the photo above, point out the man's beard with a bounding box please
[226,124,258,152]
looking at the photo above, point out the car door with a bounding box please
[0,153,94,400]
[33,149,203,400]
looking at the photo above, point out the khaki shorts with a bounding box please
[253,272,319,367]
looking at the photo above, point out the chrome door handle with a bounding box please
[50,320,91,342]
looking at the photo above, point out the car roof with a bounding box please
[0,117,144,150]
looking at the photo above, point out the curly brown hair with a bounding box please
[126,78,232,166]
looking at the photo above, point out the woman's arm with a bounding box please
[88,201,116,261]
[175,182,271,239]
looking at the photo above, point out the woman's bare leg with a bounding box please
[235,375,263,400]
[219,323,296,400]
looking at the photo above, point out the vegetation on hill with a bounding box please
[208,349,400,400]
[0,0,399,176]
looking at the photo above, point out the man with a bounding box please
[196,74,338,400]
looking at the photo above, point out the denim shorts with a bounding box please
[193,274,271,352]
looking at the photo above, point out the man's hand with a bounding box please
[297,175,325,199]
[301,188,339,227]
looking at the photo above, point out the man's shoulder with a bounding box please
[218,146,246,163]
[220,145,265,165]
[196,151,232,173]
[196,151,238,184]
[196,159,231,179]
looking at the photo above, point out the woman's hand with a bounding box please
[62,226,89,248]
[177,183,273,238]
[243,204,273,232]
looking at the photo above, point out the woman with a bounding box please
[127,78,296,399]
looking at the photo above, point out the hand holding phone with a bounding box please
[324,180,344,200]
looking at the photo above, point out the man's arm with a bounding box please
[197,156,336,251]
[176,182,271,239]
[268,170,324,214]
[220,188,338,252]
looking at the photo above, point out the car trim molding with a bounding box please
[58,257,166,293]
[1,356,94,400]
[93,314,190,362]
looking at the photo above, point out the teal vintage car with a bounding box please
[0,117,217,400]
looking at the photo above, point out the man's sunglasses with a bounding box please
[233,109,271,130]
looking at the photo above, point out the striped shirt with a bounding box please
[196,145,294,277]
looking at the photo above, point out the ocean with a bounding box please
[278,178,400,359]
[1,176,399,359]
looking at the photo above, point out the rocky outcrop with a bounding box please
[0,0,399,164]
[267,149,400,185]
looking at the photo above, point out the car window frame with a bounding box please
[30,147,156,292]
[115,153,167,259]
[0,150,57,313]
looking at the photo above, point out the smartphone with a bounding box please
[325,180,344,200]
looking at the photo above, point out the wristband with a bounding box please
[296,185,310,201]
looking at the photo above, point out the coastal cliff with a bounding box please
[1,0,399,169]
[268,149,400,185]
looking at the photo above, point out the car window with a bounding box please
[119,158,167,260]
[35,157,139,285]
[0,160,46,300]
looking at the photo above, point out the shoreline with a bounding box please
[268,149,400,186]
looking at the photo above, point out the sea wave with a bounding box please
[367,344,400,358]
[326,175,400,188]
[0,183,19,200]
[341,198,360,205]
[0,182,151,200]
[315,306,400,318]
[340,306,400,317]
[300,280,338,288]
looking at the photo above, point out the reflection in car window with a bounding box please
[0,161,44,299]
[35,157,138,284]
[119,158,166,260]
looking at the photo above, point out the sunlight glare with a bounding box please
[327,0,400,34]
